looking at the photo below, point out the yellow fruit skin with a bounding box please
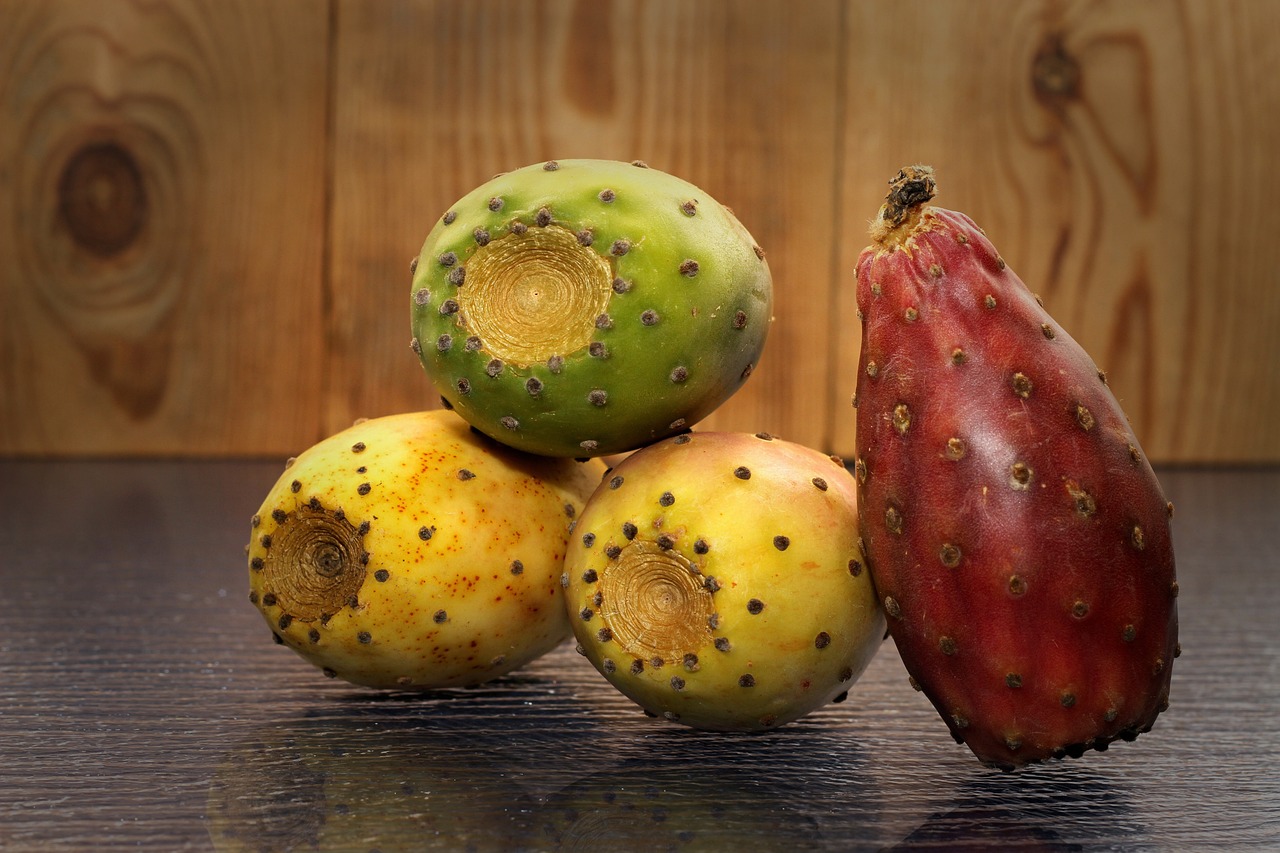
[564,432,885,731]
[246,410,605,689]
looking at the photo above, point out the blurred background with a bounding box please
[1,0,1276,463]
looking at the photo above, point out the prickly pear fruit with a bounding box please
[409,159,773,457]
[563,431,884,731]
[246,410,605,689]
[853,165,1178,768]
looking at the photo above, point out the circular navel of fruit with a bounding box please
[261,505,367,621]
[459,225,614,366]
[597,540,715,661]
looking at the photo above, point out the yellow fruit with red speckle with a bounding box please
[246,409,605,689]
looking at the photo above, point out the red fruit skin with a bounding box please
[853,174,1178,769]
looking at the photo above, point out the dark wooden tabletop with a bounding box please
[1,460,1277,851]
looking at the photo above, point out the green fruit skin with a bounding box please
[410,159,773,457]
[563,431,885,731]
[247,410,604,689]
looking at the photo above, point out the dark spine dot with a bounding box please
[442,211,457,225]
[589,342,607,358]
[747,598,765,614]
[510,560,524,575]
[525,377,543,396]
[582,532,596,548]
[473,228,490,246]
[622,522,638,540]
[576,229,594,247]
[375,569,390,582]
[438,251,457,267]
[413,287,429,306]
[308,628,320,643]
[679,259,699,277]
[598,188,616,202]
[670,366,688,383]
[456,378,471,394]
[848,559,862,576]
[457,469,475,481]
[588,389,608,406]
[641,310,659,326]
[357,483,371,496]
[272,508,288,523]
[812,477,828,491]
[609,475,624,489]
[714,637,731,652]
[536,207,552,226]
[605,544,622,559]
[500,416,518,430]
[440,299,459,315]
[433,610,448,624]
[437,334,453,352]
[290,480,302,494]
[610,239,630,256]
[630,659,644,674]
[659,491,675,507]
[815,631,831,649]
[447,266,466,286]
[693,539,709,555]
[486,359,504,377]
[734,466,750,480]
[357,631,372,644]
[680,200,697,216]
[488,196,504,212]
[773,535,790,551]
[738,674,756,687]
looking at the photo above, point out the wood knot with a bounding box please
[58,141,147,257]
[1033,33,1082,104]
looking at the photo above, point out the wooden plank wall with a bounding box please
[2,0,1277,462]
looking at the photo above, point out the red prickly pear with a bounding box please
[853,165,1178,769]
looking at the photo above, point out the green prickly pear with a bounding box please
[246,410,604,689]
[562,431,884,731]
[409,159,773,457]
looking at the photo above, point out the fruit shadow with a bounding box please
[527,722,887,851]
[885,761,1142,850]
[206,673,632,852]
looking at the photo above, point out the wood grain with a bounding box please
[324,0,845,449]
[0,0,330,455]
[1,459,1278,849]
[1,0,1277,461]
[830,0,1280,463]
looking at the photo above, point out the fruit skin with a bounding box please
[246,409,604,689]
[853,166,1178,769]
[410,158,772,457]
[563,430,884,731]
